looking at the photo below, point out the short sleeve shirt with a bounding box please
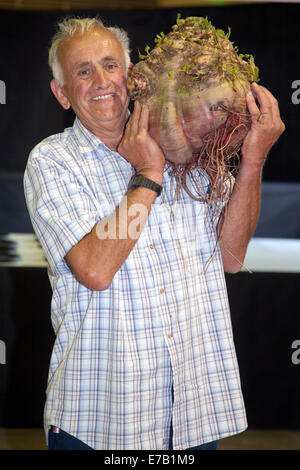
[23,117,247,450]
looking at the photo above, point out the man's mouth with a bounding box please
[91,94,115,101]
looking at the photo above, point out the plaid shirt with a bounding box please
[24,117,247,450]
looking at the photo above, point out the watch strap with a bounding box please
[127,174,162,197]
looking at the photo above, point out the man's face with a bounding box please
[53,28,130,135]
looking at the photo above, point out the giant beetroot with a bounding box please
[127,16,259,202]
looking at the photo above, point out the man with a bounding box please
[24,17,284,450]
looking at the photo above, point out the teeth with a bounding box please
[92,94,114,101]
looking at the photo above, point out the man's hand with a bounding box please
[241,83,285,171]
[117,101,165,184]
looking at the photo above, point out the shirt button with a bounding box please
[149,244,154,249]
[167,333,173,339]
[159,288,165,294]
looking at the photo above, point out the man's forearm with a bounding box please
[66,101,166,291]
[218,162,263,273]
[219,83,285,273]
[65,183,159,290]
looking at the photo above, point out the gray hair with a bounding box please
[48,17,131,86]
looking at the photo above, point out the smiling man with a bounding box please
[50,26,130,149]
[24,17,284,451]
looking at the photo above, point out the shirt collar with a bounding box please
[73,117,105,153]
[72,115,133,174]
[72,112,131,156]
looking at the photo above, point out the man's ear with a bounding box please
[50,79,70,110]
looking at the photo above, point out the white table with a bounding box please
[243,237,300,273]
[1,233,300,273]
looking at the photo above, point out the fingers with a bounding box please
[138,103,150,132]
[246,87,261,121]
[252,83,273,113]
[248,84,271,122]
[124,101,141,137]
[258,85,283,123]
[255,83,285,134]
[250,83,282,122]
[118,100,165,175]
[120,101,151,156]
[132,101,150,133]
[242,82,285,160]
[124,101,149,137]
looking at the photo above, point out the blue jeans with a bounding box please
[183,441,218,450]
[48,426,217,450]
[48,427,93,450]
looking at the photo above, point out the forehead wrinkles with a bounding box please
[59,30,125,74]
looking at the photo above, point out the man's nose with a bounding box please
[94,66,110,88]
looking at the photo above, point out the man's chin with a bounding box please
[93,107,128,124]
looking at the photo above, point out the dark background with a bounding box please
[1,2,300,429]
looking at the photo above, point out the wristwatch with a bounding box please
[127,174,162,197]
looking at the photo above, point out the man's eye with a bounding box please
[106,63,118,71]
[79,69,90,77]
